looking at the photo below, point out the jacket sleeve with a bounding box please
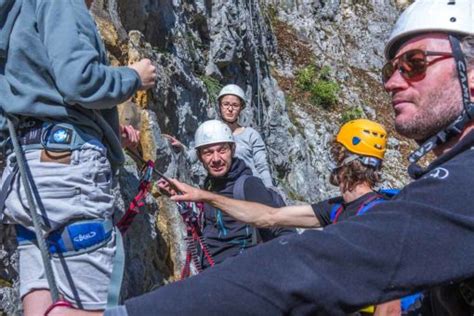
[249,129,273,187]
[35,0,141,109]
[124,152,474,315]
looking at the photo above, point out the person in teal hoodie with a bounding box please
[0,0,156,314]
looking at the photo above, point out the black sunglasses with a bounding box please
[382,49,453,84]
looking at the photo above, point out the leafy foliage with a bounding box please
[295,64,340,109]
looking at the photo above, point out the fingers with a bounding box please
[161,134,183,149]
[157,179,175,196]
[120,125,140,149]
[129,58,156,90]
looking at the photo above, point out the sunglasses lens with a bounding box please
[400,50,427,79]
[382,62,395,83]
[382,50,428,84]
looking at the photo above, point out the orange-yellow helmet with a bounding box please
[336,119,387,160]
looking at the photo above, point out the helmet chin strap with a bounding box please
[408,34,474,164]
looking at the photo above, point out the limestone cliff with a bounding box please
[0,1,413,314]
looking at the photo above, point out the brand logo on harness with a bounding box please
[428,167,449,180]
[18,120,37,129]
[73,231,97,243]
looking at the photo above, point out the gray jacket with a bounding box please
[0,0,141,169]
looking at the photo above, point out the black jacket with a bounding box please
[125,131,474,316]
[201,158,294,268]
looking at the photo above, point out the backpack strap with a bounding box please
[330,203,343,223]
[233,174,251,201]
[356,194,385,216]
[233,174,260,246]
[356,188,401,216]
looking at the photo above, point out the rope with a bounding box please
[247,0,264,131]
[6,116,60,302]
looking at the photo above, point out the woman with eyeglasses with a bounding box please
[164,84,273,187]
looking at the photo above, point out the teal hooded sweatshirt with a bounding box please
[0,0,141,169]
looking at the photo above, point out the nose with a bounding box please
[210,151,221,162]
[384,69,409,93]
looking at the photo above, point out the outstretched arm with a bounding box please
[169,179,320,228]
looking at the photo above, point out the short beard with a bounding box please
[395,85,462,141]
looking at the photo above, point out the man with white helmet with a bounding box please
[158,120,293,270]
[54,0,474,315]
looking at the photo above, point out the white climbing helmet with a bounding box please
[217,84,246,108]
[194,120,234,149]
[385,0,474,59]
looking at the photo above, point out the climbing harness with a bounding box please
[3,117,127,310]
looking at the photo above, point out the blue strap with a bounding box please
[401,292,423,311]
[16,219,113,256]
[357,198,385,216]
[329,203,342,222]
[379,188,400,198]
[106,227,125,307]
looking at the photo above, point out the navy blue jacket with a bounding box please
[202,158,293,268]
[124,132,474,315]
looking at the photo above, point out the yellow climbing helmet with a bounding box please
[336,119,387,160]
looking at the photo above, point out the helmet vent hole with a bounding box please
[450,17,456,22]
[447,0,455,5]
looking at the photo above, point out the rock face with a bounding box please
[0,0,412,313]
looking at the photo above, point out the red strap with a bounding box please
[333,193,383,224]
[117,185,150,233]
[193,227,214,267]
[117,160,155,233]
[44,300,73,316]
[181,251,192,279]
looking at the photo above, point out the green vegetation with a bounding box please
[295,65,340,109]
[201,76,222,104]
[341,106,365,123]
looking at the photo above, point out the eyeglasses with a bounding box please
[382,49,453,84]
[221,102,242,110]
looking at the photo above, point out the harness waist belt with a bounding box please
[16,219,113,256]
[6,118,101,154]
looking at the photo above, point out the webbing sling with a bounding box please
[179,202,214,278]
